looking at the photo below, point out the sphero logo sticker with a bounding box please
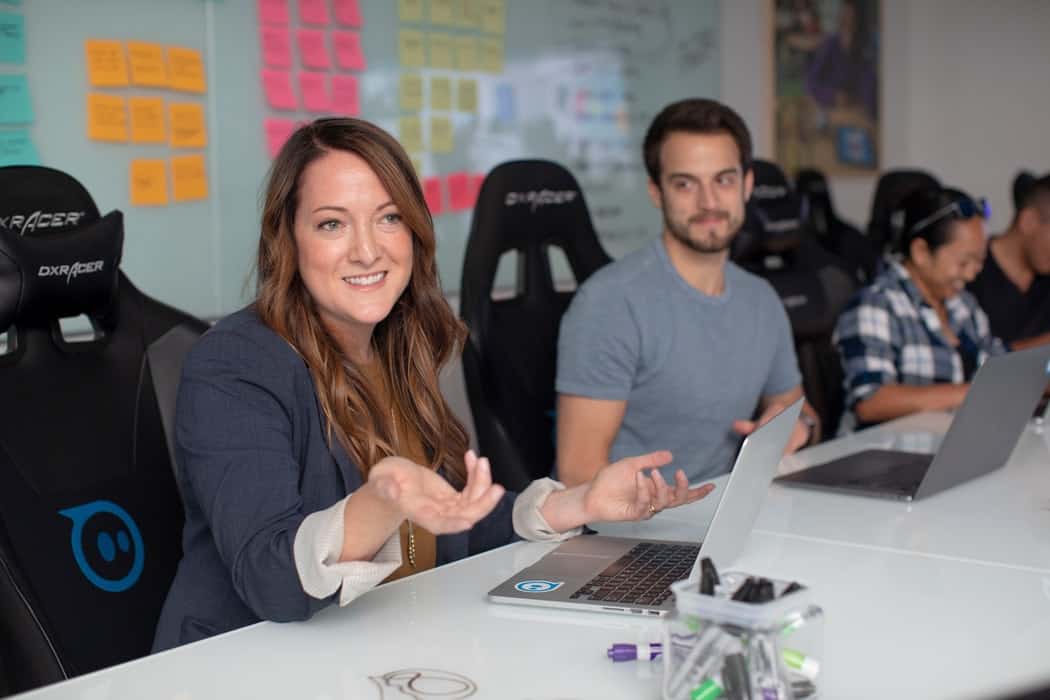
[59,500,144,593]
[514,579,564,594]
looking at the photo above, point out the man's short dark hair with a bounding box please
[643,98,753,184]
[1013,171,1050,222]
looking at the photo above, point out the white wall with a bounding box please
[721,0,1050,234]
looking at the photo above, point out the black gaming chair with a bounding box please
[795,168,881,284]
[459,160,611,492]
[866,169,940,257]
[0,166,208,694]
[733,160,856,439]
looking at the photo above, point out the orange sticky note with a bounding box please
[167,46,206,93]
[127,41,167,87]
[129,96,166,144]
[86,93,128,142]
[85,39,128,87]
[332,31,366,70]
[171,154,208,202]
[297,29,330,69]
[264,117,298,158]
[334,0,362,27]
[262,69,297,110]
[169,102,207,148]
[261,27,292,68]
[130,159,169,206]
[298,0,329,25]
[299,71,329,113]
[331,74,360,116]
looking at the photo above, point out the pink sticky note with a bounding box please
[424,177,443,216]
[298,0,329,25]
[448,172,473,211]
[262,69,297,110]
[264,118,298,158]
[299,71,330,113]
[261,28,292,69]
[331,74,360,116]
[332,31,367,71]
[297,29,330,70]
[333,0,362,27]
[258,0,290,26]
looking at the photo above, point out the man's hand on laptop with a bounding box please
[539,450,715,532]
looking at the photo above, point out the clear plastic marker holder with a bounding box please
[662,572,824,700]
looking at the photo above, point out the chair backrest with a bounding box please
[733,160,856,438]
[796,167,880,284]
[459,160,611,491]
[866,169,940,256]
[0,166,208,694]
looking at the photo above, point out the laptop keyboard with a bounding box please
[568,542,700,607]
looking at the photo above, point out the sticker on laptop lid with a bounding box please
[514,579,563,593]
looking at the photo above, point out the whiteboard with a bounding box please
[7,0,720,318]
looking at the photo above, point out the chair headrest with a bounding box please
[0,167,123,332]
[736,160,804,261]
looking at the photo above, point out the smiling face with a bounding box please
[292,149,414,358]
[647,130,753,258]
[910,217,987,301]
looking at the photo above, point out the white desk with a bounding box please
[15,415,1050,700]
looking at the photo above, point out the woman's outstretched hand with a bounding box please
[368,450,504,534]
[539,451,715,533]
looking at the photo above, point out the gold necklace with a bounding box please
[386,378,416,569]
[407,521,416,568]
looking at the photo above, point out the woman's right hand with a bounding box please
[368,451,505,534]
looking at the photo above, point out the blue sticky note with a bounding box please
[0,129,40,166]
[495,83,515,124]
[0,12,24,64]
[0,74,33,124]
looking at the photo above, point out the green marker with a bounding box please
[783,648,820,681]
[689,677,724,700]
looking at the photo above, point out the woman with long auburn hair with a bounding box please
[153,118,712,651]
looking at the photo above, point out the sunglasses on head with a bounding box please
[907,196,991,238]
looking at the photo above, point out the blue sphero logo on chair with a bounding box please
[59,500,145,593]
[514,579,563,594]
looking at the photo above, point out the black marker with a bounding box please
[754,578,775,603]
[731,576,757,601]
[699,557,720,595]
[781,581,803,597]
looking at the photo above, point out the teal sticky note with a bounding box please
[0,129,40,166]
[0,74,33,124]
[0,12,25,64]
[0,1,22,6]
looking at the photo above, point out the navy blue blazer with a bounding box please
[152,308,517,651]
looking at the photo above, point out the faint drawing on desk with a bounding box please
[369,668,477,699]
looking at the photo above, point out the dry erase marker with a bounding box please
[782,648,820,681]
[607,642,661,661]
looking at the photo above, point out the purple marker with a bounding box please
[607,643,662,662]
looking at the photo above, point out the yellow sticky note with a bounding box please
[398,30,424,68]
[429,0,454,25]
[457,0,481,28]
[86,93,128,142]
[398,0,423,22]
[399,73,423,112]
[171,154,209,202]
[167,46,206,93]
[85,40,129,87]
[431,76,451,111]
[399,116,423,153]
[169,102,207,148]
[129,96,166,144]
[130,159,169,206]
[430,116,453,153]
[480,0,504,34]
[457,78,478,112]
[427,33,453,70]
[454,35,477,71]
[127,41,168,88]
[480,37,503,73]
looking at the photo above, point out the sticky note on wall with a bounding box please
[480,37,503,73]
[167,46,206,93]
[297,29,330,69]
[331,74,359,115]
[332,31,366,70]
[398,30,424,68]
[298,0,329,25]
[129,96,166,144]
[423,176,443,215]
[127,41,168,88]
[427,33,453,70]
[454,36,476,71]
[0,12,26,65]
[399,73,423,111]
[398,0,423,22]
[430,116,453,153]
[481,0,505,34]
[169,102,207,148]
[264,117,297,157]
[333,0,362,27]
[261,27,292,69]
[0,73,33,124]
[258,0,290,26]
[87,93,128,142]
[130,159,168,206]
[171,154,208,202]
[85,39,128,87]
[262,69,297,110]
[429,0,454,25]
[299,71,329,112]
[399,116,422,153]
[430,76,451,111]
[0,129,40,167]
[457,79,478,112]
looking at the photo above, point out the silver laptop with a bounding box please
[487,399,802,617]
[776,345,1050,501]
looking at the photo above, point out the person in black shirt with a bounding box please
[969,172,1050,349]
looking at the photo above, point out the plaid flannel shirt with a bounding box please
[834,261,1007,412]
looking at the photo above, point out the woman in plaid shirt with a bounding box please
[834,186,1006,429]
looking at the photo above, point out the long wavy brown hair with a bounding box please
[255,117,469,486]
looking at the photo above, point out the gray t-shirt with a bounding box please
[556,238,801,482]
